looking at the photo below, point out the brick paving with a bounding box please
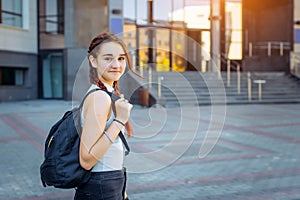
[0,100,299,200]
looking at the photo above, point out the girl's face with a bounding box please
[89,42,126,86]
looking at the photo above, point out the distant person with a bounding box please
[74,32,134,200]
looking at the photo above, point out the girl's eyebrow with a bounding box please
[102,54,126,57]
[102,54,113,57]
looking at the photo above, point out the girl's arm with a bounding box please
[79,91,123,170]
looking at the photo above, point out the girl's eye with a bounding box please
[118,57,126,61]
[104,57,113,61]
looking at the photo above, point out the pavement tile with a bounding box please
[0,100,299,200]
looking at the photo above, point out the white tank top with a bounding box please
[81,84,124,172]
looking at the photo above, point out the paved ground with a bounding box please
[0,100,300,200]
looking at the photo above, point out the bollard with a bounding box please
[268,42,271,56]
[249,42,252,57]
[237,65,241,94]
[218,54,221,79]
[280,42,283,56]
[247,72,251,101]
[227,59,231,87]
[157,76,164,98]
[139,65,143,77]
[148,66,152,89]
[253,80,266,101]
[132,54,136,72]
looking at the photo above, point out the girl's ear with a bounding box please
[88,55,97,69]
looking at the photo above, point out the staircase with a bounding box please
[133,71,300,107]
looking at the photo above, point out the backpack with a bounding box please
[40,88,130,189]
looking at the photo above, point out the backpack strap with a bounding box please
[119,131,130,156]
[79,88,130,155]
[78,88,102,109]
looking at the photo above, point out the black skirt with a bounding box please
[74,169,125,200]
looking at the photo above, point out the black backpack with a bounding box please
[40,88,130,189]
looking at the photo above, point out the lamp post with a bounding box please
[147,0,154,69]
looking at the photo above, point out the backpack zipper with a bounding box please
[48,136,54,148]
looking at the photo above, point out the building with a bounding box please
[0,0,38,101]
[0,0,299,102]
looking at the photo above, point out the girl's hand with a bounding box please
[114,95,133,124]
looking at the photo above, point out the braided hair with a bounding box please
[87,32,133,137]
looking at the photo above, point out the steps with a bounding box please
[135,71,300,107]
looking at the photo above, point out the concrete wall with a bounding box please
[65,0,108,49]
[0,51,38,102]
[294,0,300,52]
[63,0,109,100]
[0,0,38,102]
[0,0,38,54]
[64,48,89,101]
[242,0,293,72]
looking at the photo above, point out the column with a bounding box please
[210,0,221,72]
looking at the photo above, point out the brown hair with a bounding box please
[87,32,133,137]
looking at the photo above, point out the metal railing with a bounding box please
[247,41,291,57]
[140,40,291,101]
[215,53,267,101]
[218,53,241,93]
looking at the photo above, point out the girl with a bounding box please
[74,32,133,200]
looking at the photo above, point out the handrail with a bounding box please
[212,52,269,98]
[250,41,290,48]
[247,41,291,57]
[211,52,241,92]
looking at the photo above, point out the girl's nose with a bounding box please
[111,58,120,68]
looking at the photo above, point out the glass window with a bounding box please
[172,30,186,72]
[226,1,242,60]
[137,27,149,69]
[0,67,25,86]
[123,23,137,69]
[0,0,22,28]
[44,0,64,34]
[156,28,170,72]
[124,23,136,51]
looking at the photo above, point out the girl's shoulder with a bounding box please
[84,85,112,112]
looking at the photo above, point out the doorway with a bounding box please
[40,52,63,98]
[135,25,187,72]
